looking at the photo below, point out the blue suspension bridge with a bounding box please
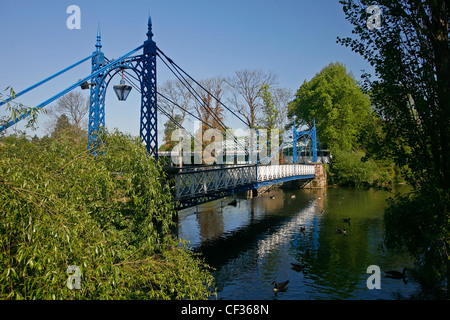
[0,17,322,210]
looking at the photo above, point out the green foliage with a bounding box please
[288,62,395,187]
[288,62,375,152]
[338,0,450,294]
[160,115,183,152]
[51,114,76,139]
[258,84,280,130]
[1,87,46,135]
[0,131,215,299]
[330,149,394,187]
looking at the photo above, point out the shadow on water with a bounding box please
[177,186,422,300]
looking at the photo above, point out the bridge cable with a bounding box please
[0,45,144,132]
[0,54,94,107]
[157,47,273,161]
[156,47,250,129]
[157,50,249,156]
[121,71,210,153]
[156,52,229,132]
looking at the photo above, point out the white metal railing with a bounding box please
[257,164,315,182]
[174,164,315,200]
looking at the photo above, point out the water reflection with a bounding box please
[177,186,421,300]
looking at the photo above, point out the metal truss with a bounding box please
[174,164,315,209]
[292,120,318,164]
[87,18,158,157]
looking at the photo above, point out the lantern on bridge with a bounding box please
[113,70,132,101]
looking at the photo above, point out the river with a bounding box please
[177,185,422,300]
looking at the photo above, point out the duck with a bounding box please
[269,196,275,199]
[291,263,308,272]
[299,226,306,233]
[342,218,351,224]
[335,228,347,235]
[385,267,408,280]
[291,195,296,199]
[272,280,289,295]
[227,199,237,206]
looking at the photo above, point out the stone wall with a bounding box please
[303,163,327,189]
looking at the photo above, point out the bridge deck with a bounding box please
[173,164,315,209]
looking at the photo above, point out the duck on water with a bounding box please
[272,280,289,296]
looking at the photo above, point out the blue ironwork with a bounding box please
[86,17,158,157]
[292,119,318,163]
[0,55,93,110]
[0,42,143,134]
[140,15,158,157]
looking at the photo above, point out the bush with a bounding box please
[0,131,215,299]
[330,149,394,187]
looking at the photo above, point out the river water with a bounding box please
[177,185,422,300]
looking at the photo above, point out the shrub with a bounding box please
[0,131,214,299]
[330,149,394,187]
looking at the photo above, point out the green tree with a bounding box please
[288,62,375,153]
[160,115,183,152]
[338,0,450,295]
[258,83,279,130]
[51,114,76,139]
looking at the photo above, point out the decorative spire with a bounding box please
[146,12,153,40]
[96,23,102,51]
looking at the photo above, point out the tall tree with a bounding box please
[158,79,192,127]
[51,114,75,139]
[258,84,279,130]
[272,87,293,133]
[195,76,226,133]
[50,91,88,139]
[338,0,450,294]
[288,62,374,153]
[226,69,277,128]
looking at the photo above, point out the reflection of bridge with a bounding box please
[206,199,320,287]
[256,201,316,259]
[1,16,322,209]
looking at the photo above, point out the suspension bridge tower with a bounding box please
[86,16,158,157]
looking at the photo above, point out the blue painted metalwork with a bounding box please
[0,43,143,134]
[0,55,93,109]
[140,15,158,157]
[86,17,158,157]
[292,119,318,163]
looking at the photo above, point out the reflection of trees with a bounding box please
[197,208,224,242]
[306,189,386,298]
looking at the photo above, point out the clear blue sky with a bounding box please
[0,0,373,139]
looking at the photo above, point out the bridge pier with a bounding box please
[303,163,327,189]
[246,184,279,199]
[279,163,327,190]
